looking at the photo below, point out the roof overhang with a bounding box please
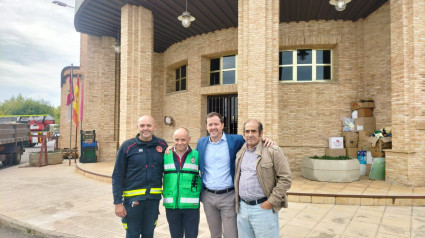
[75,0,388,53]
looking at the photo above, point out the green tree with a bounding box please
[0,94,60,121]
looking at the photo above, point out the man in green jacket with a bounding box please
[163,128,201,238]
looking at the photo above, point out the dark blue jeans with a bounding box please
[123,199,159,238]
[165,208,200,238]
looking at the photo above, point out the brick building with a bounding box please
[60,0,425,187]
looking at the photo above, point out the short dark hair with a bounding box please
[243,119,263,134]
[206,112,224,124]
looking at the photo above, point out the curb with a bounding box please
[0,214,78,238]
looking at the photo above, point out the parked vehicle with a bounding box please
[0,124,29,166]
[0,115,56,147]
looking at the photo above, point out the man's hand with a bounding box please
[262,137,275,147]
[115,203,127,217]
[164,146,173,155]
[260,200,273,210]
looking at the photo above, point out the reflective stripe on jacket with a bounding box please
[112,134,167,204]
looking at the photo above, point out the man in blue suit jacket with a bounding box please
[197,112,273,238]
[196,112,243,238]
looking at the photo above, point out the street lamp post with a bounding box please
[52,1,74,8]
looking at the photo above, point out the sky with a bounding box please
[0,0,80,107]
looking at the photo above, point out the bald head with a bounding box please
[137,115,156,141]
[173,128,191,154]
[173,128,190,137]
[138,115,155,125]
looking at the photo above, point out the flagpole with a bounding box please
[80,75,83,130]
[75,124,78,164]
[69,64,73,166]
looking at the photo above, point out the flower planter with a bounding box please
[29,151,63,166]
[301,157,360,182]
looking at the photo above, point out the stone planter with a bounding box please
[29,151,63,166]
[301,157,360,182]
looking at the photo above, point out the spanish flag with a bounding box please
[72,76,80,128]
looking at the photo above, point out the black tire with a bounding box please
[2,156,11,166]
[12,152,21,165]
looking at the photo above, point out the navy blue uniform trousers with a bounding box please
[123,199,159,238]
[165,208,200,238]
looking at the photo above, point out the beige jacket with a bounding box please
[235,141,292,213]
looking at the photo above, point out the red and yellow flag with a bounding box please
[72,76,80,127]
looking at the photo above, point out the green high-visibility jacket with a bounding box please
[162,149,201,209]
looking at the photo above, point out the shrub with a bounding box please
[309,155,352,160]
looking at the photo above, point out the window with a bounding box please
[175,65,186,91]
[210,55,237,85]
[279,49,332,82]
[207,94,238,135]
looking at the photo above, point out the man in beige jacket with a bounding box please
[234,119,292,238]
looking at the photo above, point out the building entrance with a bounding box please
[207,94,238,135]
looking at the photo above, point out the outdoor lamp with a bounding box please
[178,0,195,28]
[114,29,121,53]
[329,0,351,11]
[114,42,121,54]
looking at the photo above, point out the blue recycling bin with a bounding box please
[80,141,97,163]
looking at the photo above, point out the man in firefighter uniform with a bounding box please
[162,128,201,238]
[112,115,168,238]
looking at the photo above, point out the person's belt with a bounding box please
[241,197,267,205]
[203,186,234,194]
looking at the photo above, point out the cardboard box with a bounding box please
[355,117,376,131]
[329,137,344,149]
[325,148,346,157]
[358,140,371,151]
[346,147,358,159]
[342,132,359,148]
[368,137,392,157]
[358,130,374,142]
[352,99,374,110]
[357,108,373,117]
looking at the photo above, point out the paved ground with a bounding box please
[0,142,425,237]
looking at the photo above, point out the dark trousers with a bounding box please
[166,208,200,238]
[123,199,159,238]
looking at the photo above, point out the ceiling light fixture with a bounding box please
[329,0,351,11]
[114,29,121,54]
[178,0,195,28]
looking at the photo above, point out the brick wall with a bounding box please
[162,28,238,145]
[385,0,425,186]
[119,4,154,144]
[69,2,425,186]
[156,3,393,171]
[78,34,118,161]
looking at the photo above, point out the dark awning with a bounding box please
[75,0,388,53]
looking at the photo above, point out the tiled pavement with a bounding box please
[1,160,425,237]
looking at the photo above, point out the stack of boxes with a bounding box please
[324,98,392,178]
[352,99,375,175]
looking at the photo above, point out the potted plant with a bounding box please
[301,155,360,182]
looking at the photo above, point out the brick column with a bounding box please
[120,5,154,144]
[237,0,280,142]
[80,34,118,161]
[385,0,425,186]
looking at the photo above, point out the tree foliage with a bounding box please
[0,94,60,121]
